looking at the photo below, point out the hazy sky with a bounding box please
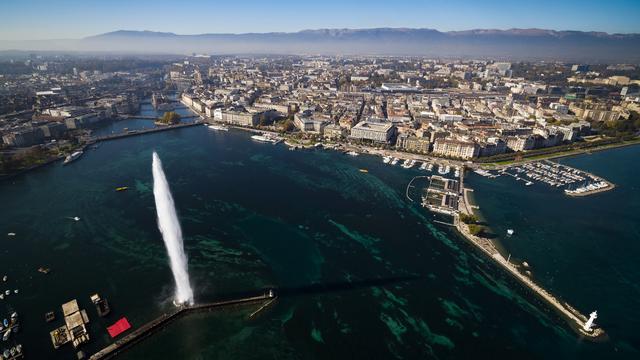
[1,0,639,40]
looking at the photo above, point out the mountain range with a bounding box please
[1,28,639,62]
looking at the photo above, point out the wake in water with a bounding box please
[152,151,194,305]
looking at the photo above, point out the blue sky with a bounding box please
[1,0,639,40]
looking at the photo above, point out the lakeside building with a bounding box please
[349,119,396,143]
[396,133,431,153]
[323,123,347,139]
[218,109,259,127]
[432,139,479,159]
[2,127,45,147]
[506,136,536,152]
[569,103,623,122]
[294,111,331,134]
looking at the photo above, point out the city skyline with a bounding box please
[1,0,640,41]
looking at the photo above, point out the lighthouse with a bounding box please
[583,310,598,332]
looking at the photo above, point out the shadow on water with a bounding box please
[201,275,423,304]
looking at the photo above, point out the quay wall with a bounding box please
[89,295,272,360]
[453,181,604,338]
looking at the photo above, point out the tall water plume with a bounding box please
[152,151,194,305]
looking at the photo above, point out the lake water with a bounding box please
[0,125,636,359]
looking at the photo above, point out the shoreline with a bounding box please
[484,138,640,169]
[453,170,605,339]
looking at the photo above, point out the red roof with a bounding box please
[107,317,131,338]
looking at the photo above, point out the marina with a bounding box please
[421,176,460,216]
[473,160,614,197]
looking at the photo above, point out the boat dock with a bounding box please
[421,175,460,216]
[88,293,275,360]
[496,160,614,196]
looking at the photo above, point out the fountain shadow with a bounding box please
[204,274,424,303]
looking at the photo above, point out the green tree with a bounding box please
[468,224,485,236]
[460,213,478,224]
[157,111,181,125]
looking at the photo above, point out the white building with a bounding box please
[350,120,396,143]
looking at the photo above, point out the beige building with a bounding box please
[294,114,330,134]
[221,110,258,127]
[432,139,479,159]
[323,124,347,139]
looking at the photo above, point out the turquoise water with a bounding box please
[0,126,636,359]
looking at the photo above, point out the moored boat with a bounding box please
[207,124,229,131]
[251,133,282,144]
[63,151,83,165]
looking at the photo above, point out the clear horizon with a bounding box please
[1,0,639,41]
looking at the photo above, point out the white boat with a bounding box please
[251,133,282,144]
[419,162,427,170]
[507,229,515,236]
[382,156,392,164]
[2,328,10,341]
[63,151,83,165]
[391,158,399,165]
[207,124,229,131]
[345,151,359,156]
[427,163,434,171]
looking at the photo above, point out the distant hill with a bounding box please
[2,28,640,62]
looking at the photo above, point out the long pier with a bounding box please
[88,294,275,360]
[452,170,604,338]
[92,122,203,142]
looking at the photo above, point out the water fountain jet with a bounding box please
[152,152,194,305]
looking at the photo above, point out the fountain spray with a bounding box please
[152,152,194,305]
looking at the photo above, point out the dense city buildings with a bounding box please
[2,54,640,175]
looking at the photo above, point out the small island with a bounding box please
[155,111,181,126]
